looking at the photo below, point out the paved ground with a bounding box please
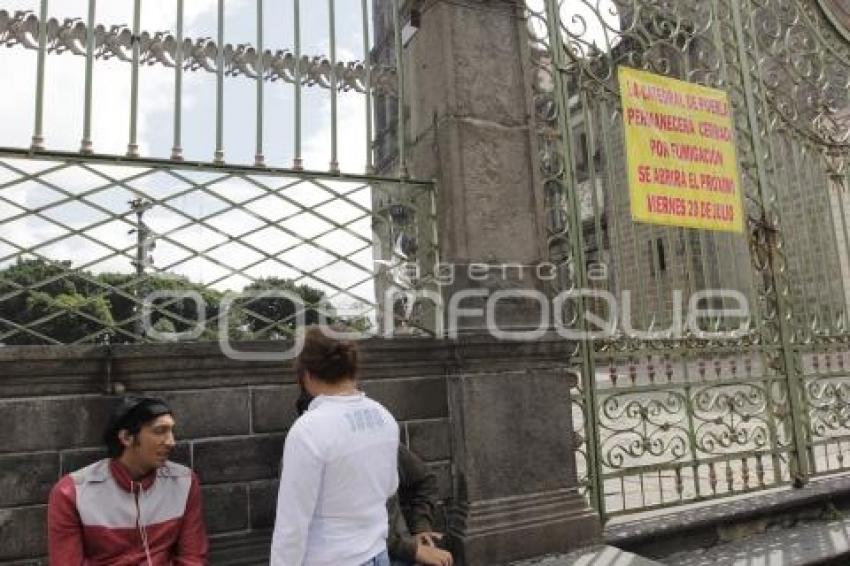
[511,545,664,566]
[210,475,850,564]
[512,475,850,566]
[511,518,850,565]
[210,520,850,565]
[663,517,850,566]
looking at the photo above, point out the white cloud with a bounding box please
[302,91,368,173]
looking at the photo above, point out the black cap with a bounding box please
[111,396,171,428]
[104,396,172,457]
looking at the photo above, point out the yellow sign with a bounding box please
[619,66,744,233]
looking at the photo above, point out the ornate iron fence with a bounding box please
[0,0,440,346]
[6,0,850,524]
[0,0,404,170]
[527,0,850,520]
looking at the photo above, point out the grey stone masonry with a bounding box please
[404,0,545,261]
[398,0,602,560]
[0,334,595,564]
[511,546,665,566]
[0,338,451,562]
[445,334,602,564]
[403,0,550,330]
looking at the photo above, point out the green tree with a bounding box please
[96,272,223,342]
[0,258,113,344]
[25,291,114,344]
[237,277,328,338]
[0,258,335,344]
[336,314,373,333]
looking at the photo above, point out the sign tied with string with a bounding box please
[619,66,744,233]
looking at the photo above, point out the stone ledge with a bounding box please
[665,517,850,566]
[510,545,664,566]
[448,488,601,565]
[606,474,850,559]
[0,334,574,397]
[209,529,271,565]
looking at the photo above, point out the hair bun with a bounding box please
[326,343,342,360]
[334,341,354,357]
[296,326,359,383]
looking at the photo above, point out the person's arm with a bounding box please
[174,472,209,565]
[47,476,85,566]
[271,427,323,566]
[387,495,419,563]
[398,446,439,534]
[415,544,454,566]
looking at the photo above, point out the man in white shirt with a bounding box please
[271,328,399,566]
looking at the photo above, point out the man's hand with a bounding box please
[414,543,453,566]
[415,531,444,547]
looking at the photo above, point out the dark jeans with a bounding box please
[361,549,391,566]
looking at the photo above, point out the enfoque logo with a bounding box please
[141,285,750,361]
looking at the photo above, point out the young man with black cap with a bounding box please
[47,396,208,565]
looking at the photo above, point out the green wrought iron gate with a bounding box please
[526,0,850,520]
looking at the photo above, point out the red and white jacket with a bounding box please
[48,458,208,565]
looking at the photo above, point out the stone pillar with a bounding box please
[399,3,602,560]
[445,335,601,564]
[403,0,548,331]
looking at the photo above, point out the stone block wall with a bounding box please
[0,338,453,563]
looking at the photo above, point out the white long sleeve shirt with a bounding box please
[271,391,399,566]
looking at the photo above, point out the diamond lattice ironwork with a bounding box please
[0,154,438,345]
